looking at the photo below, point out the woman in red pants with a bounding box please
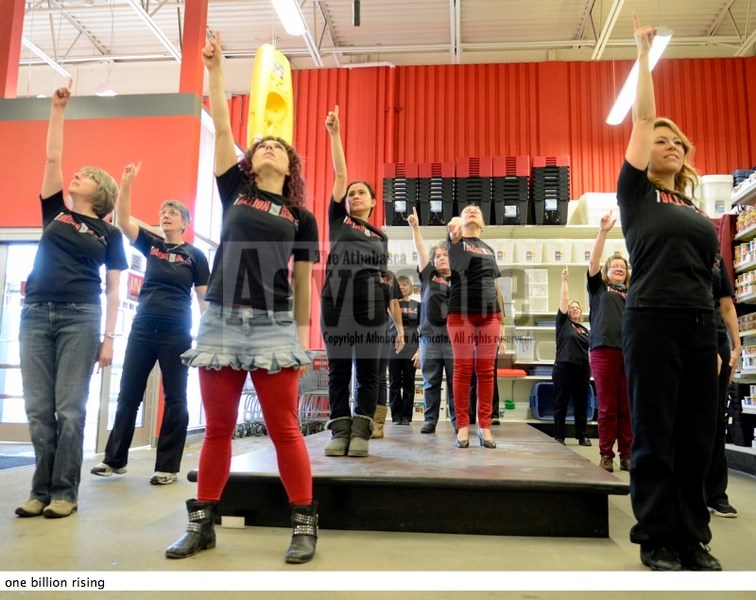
[446,206,506,449]
[165,32,319,564]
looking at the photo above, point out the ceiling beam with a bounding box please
[47,0,111,56]
[21,36,72,78]
[575,0,597,40]
[734,27,756,56]
[316,0,342,66]
[125,0,181,61]
[591,0,624,60]
[705,0,735,36]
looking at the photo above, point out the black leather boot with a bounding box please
[165,499,218,559]
[284,501,318,564]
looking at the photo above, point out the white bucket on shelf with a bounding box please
[543,239,572,264]
[514,239,542,264]
[698,174,734,217]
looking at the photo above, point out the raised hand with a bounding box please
[121,162,142,188]
[447,216,462,242]
[51,78,73,110]
[407,206,419,229]
[599,211,616,232]
[632,12,656,56]
[325,105,340,135]
[202,31,223,70]
[561,266,569,281]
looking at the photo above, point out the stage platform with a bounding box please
[189,422,629,538]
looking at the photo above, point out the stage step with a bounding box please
[189,422,628,538]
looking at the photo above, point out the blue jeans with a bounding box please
[104,316,192,473]
[20,301,101,503]
[419,335,456,429]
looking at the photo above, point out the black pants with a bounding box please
[551,362,590,440]
[623,308,718,547]
[389,355,417,422]
[705,345,732,507]
[322,314,385,419]
[104,316,192,473]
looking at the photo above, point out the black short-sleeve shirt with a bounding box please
[712,254,735,348]
[24,191,128,304]
[447,235,502,315]
[418,262,451,337]
[321,196,388,323]
[204,165,319,311]
[132,228,210,319]
[587,270,626,350]
[555,309,590,367]
[617,161,718,310]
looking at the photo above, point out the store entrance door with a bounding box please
[0,240,156,453]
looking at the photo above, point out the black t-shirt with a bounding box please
[391,297,421,358]
[205,165,319,311]
[447,235,502,315]
[712,254,735,348]
[321,196,388,322]
[133,228,210,320]
[587,270,626,350]
[555,309,590,367]
[418,262,451,337]
[617,161,718,310]
[25,191,128,304]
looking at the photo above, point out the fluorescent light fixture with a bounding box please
[271,0,306,36]
[94,83,117,97]
[21,36,72,79]
[606,26,672,125]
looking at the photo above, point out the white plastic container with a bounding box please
[514,239,542,264]
[514,336,536,361]
[524,268,548,284]
[604,239,628,261]
[577,193,620,226]
[495,239,516,264]
[543,239,572,264]
[572,240,594,263]
[699,174,734,217]
[536,340,557,362]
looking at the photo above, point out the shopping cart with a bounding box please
[234,375,267,438]
[297,351,331,435]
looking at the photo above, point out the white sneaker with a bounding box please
[149,472,178,485]
[90,462,126,477]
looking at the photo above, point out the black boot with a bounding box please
[165,499,217,559]
[284,501,318,564]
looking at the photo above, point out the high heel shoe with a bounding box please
[477,429,496,449]
[456,436,469,448]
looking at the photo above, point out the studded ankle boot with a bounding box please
[165,499,218,559]
[284,501,318,564]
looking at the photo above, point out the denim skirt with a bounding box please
[181,303,310,373]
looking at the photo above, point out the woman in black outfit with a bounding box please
[388,275,420,425]
[552,267,591,446]
[321,106,403,457]
[91,163,209,485]
[618,13,721,571]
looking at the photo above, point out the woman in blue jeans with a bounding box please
[91,163,209,485]
[16,81,128,519]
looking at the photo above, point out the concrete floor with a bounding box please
[1,426,755,599]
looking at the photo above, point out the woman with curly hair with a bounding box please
[165,32,319,564]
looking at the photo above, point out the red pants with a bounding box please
[590,347,632,459]
[447,313,501,430]
[196,367,312,505]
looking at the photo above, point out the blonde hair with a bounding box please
[649,118,700,199]
[82,167,118,218]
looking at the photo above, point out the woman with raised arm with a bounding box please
[446,205,505,449]
[91,163,209,485]
[552,267,591,447]
[586,212,631,472]
[321,106,403,457]
[618,14,721,571]
[407,207,457,434]
[15,82,127,520]
[165,32,319,564]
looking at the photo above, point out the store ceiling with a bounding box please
[16,0,756,97]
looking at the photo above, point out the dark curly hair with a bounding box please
[238,136,306,208]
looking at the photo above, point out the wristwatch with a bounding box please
[104,332,117,339]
